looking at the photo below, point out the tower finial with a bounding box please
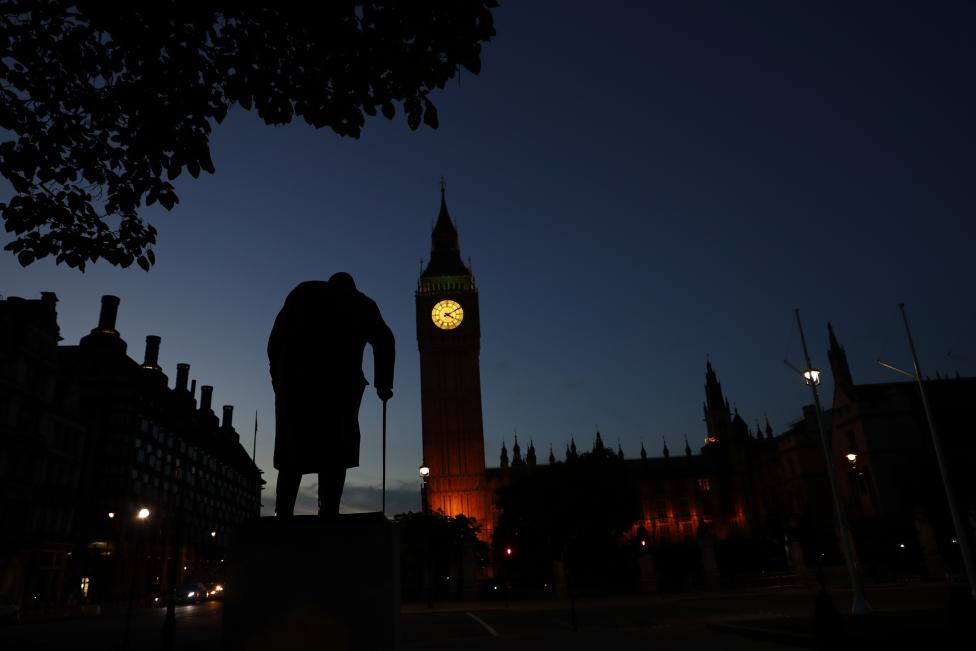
[440,176,446,194]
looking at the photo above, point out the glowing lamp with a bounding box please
[137,508,150,520]
[419,465,430,479]
[505,547,513,556]
[211,531,217,538]
[803,368,822,386]
[108,512,116,519]
[846,453,857,463]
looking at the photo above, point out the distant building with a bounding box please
[413,192,976,586]
[0,292,87,609]
[827,323,976,579]
[485,364,782,555]
[416,187,491,538]
[413,191,779,559]
[0,293,263,609]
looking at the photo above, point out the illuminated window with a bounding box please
[697,479,711,492]
[80,577,90,598]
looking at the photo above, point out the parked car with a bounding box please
[174,582,208,605]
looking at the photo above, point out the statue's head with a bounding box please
[328,271,357,292]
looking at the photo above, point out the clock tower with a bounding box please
[416,186,489,533]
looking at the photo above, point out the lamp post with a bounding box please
[121,507,151,651]
[794,309,870,615]
[162,460,183,651]
[419,464,433,608]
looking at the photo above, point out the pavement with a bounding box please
[0,581,966,650]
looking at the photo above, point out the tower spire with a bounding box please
[421,182,471,279]
[704,360,731,442]
[827,322,853,388]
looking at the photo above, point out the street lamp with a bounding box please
[792,309,870,615]
[419,463,434,608]
[846,453,857,463]
[122,506,151,651]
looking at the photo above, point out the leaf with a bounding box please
[199,148,215,174]
[17,250,35,266]
[423,99,439,129]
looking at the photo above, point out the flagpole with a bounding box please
[795,308,870,615]
[899,303,976,599]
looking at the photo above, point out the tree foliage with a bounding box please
[394,510,488,599]
[493,447,642,588]
[0,1,496,269]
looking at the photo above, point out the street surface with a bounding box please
[0,582,952,650]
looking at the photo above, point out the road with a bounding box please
[0,583,952,650]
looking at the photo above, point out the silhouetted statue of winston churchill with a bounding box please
[269,273,395,516]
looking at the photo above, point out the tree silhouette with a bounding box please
[394,511,488,600]
[0,1,497,270]
[493,447,641,590]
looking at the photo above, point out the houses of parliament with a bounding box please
[417,189,976,580]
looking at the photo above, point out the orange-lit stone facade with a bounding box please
[416,190,491,539]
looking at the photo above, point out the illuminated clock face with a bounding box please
[431,299,464,330]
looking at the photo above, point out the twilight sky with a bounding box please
[3,1,975,516]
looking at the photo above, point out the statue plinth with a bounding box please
[222,513,399,651]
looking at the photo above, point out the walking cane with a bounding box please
[382,398,387,516]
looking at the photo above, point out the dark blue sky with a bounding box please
[3,1,975,515]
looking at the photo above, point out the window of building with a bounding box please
[697,478,711,492]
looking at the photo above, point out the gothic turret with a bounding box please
[500,441,509,469]
[526,440,537,467]
[566,437,579,462]
[827,322,853,388]
[704,361,732,442]
[512,435,524,467]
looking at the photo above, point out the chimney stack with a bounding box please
[96,295,120,334]
[190,379,197,400]
[142,335,161,369]
[200,385,213,412]
[222,405,234,429]
[175,363,190,392]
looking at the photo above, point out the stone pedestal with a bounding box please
[222,513,399,651]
